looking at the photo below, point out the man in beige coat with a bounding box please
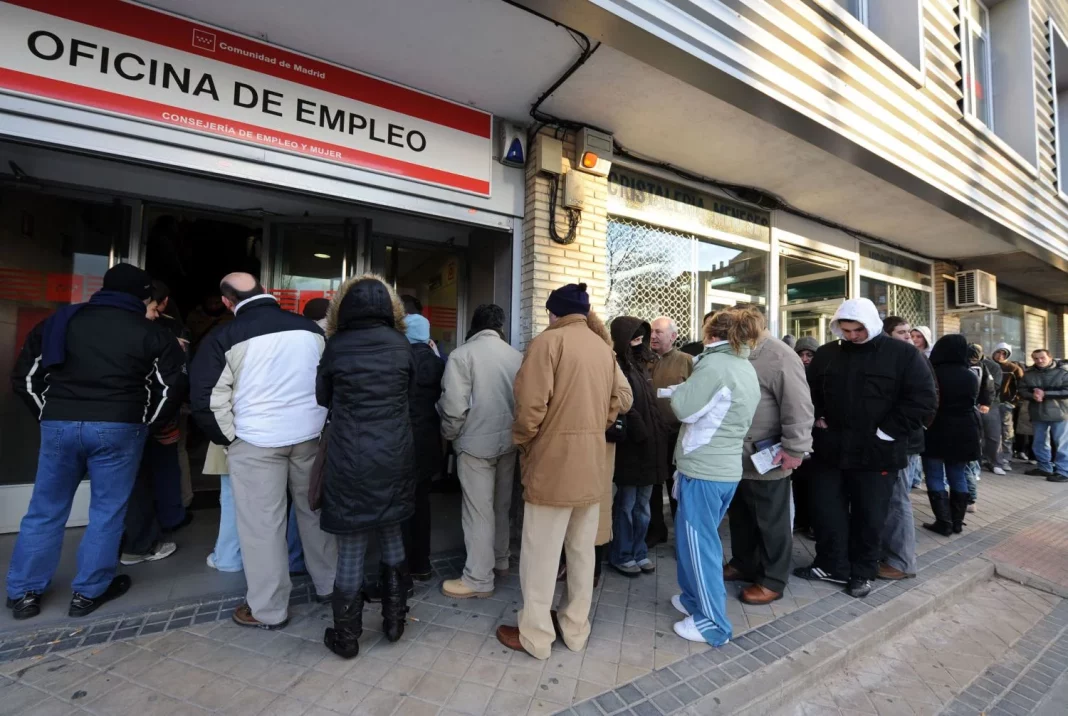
[496,283,625,660]
[438,305,523,599]
[724,326,814,605]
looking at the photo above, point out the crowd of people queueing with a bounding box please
[6,265,1068,666]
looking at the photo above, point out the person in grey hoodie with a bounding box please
[438,305,524,598]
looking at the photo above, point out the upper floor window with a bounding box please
[1051,21,1068,195]
[834,0,868,24]
[825,0,925,76]
[962,0,994,128]
[956,0,1039,171]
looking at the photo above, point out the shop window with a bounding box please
[1,190,125,487]
[605,218,767,345]
[859,277,931,330]
[959,0,1040,168]
[1050,21,1068,196]
[959,285,1024,354]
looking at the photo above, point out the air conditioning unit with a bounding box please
[954,269,997,311]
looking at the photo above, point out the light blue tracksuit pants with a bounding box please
[675,473,738,647]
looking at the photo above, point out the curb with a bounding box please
[993,562,1068,599]
[681,558,995,716]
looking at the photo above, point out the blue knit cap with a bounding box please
[546,282,590,317]
[405,313,431,344]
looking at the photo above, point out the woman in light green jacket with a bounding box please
[669,306,761,647]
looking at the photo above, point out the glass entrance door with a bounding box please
[780,247,850,346]
[265,220,362,314]
[371,236,465,354]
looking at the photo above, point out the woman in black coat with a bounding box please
[922,334,992,536]
[316,275,416,658]
[403,313,445,580]
[608,316,663,576]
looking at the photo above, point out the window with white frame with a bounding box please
[1051,21,1068,194]
[833,0,868,25]
[957,0,1039,168]
[961,0,994,128]
[827,0,925,73]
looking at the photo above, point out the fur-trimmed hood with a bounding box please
[325,273,407,338]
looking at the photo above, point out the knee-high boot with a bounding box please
[381,562,410,643]
[922,491,953,536]
[949,491,970,534]
[323,590,363,659]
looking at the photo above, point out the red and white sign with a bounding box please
[0,0,493,195]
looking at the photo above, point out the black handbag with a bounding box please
[606,413,628,443]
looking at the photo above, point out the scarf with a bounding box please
[41,290,148,369]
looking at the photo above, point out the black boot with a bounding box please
[362,568,414,604]
[381,562,410,643]
[949,491,970,534]
[323,590,363,659]
[922,491,953,536]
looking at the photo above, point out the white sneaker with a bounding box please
[206,553,218,570]
[673,616,706,643]
[120,541,177,566]
[992,467,1007,475]
[671,594,690,617]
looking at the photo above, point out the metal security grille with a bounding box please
[888,284,930,331]
[606,219,696,342]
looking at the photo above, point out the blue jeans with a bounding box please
[209,475,243,572]
[922,458,969,495]
[7,421,147,599]
[675,475,737,647]
[907,453,923,489]
[1033,420,1068,476]
[965,461,980,502]
[610,484,653,566]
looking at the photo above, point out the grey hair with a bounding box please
[652,316,678,335]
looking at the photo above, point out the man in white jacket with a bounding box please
[438,305,523,599]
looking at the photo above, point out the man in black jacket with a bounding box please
[7,264,187,621]
[795,299,937,598]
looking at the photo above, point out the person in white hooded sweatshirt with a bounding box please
[795,299,937,598]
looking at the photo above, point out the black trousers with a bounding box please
[648,431,679,541]
[791,461,815,531]
[809,466,897,581]
[123,459,161,556]
[403,478,432,573]
[727,478,792,593]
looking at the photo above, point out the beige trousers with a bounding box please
[227,438,338,626]
[457,451,515,592]
[518,502,599,659]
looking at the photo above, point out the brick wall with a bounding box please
[519,129,609,348]
[932,261,960,339]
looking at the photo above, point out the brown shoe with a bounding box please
[496,625,533,656]
[232,603,288,630]
[739,584,782,605]
[494,567,509,578]
[723,564,748,582]
[877,563,914,581]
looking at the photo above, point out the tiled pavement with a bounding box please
[0,467,1066,715]
[770,576,1063,716]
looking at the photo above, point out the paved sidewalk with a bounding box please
[0,469,1065,716]
[771,577,1062,716]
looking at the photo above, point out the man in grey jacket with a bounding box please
[723,328,814,605]
[1019,349,1068,482]
[438,305,524,598]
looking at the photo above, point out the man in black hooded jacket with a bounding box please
[795,299,936,599]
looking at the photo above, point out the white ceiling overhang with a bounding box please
[134,0,1063,293]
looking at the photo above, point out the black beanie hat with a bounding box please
[546,282,590,318]
[102,263,153,301]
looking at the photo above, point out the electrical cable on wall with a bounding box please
[547,173,579,245]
